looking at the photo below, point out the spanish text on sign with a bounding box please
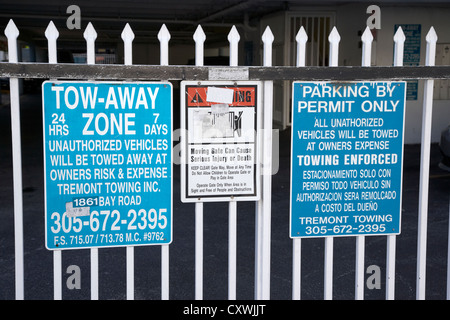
[290,82,406,238]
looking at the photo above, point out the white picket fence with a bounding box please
[2,18,448,300]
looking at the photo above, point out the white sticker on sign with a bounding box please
[206,87,234,104]
[211,103,229,114]
[65,201,90,217]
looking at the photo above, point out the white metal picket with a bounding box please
[4,19,24,301]
[229,200,237,300]
[257,26,274,300]
[1,17,446,301]
[83,22,100,301]
[292,26,307,301]
[417,26,438,300]
[354,26,373,301]
[191,25,207,301]
[157,24,171,301]
[227,26,239,300]
[386,26,406,301]
[322,26,340,301]
[121,22,135,300]
[194,201,203,300]
[44,20,62,300]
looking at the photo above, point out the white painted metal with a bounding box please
[228,200,237,300]
[328,27,340,67]
[44,20,62,301]
[126,248,134,300]
[227,25,241,300]
[393,27,406,68]
[53,250,62,299]
[83,22,100,300]
[324,237,333,300]
[45,21,58,64]
[193,25,206,66]
[5,19,24,301]
[296,26,307,68]
[121,22,136,300]
[387,26,406,301]
[5,20,19,63]
[195,202,203,300]
[90,249,99,300]
[260,26,274,300]
[323,26,340,301]
[255,158,262,297]
[361,26,373,68]
[122,23,134,66]
[158,24,170,66]
[84,23,97,65]
[192,26,205,300]
[262,27,274,82]
[292,26,307,301]
[386,236,396,300]
[292,238,301,300]
[161,244,170,300]
[254,209,263,300]
[255,26,274,300]
[228,26,240,67]
[158,23,171,300]
[417,26,438,300]
[354,26,373,301]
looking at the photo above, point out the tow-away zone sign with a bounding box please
[42,81,172,250]
[180,81,262,202]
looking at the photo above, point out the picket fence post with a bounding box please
[292,26,308,301]
[323,26,340,301]
[121,23,136,300]
[227,25,240,300]
[192,24,205,301]
[386,26,406,301]
[5,18,24,301]
[256,26,274,300]
[158,24,170,67]
[158,24,171,300]
[354,26,373,301]
[416,26,438,300]
[44,20,63,301]
[83,22,100,300]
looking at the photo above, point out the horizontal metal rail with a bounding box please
[2,62,450,81]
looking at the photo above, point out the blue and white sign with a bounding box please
[42,81,172,249]
[290,82,406,238]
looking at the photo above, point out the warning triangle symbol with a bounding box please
[191,92,204,103]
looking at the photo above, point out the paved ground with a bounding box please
[0,92,449,300]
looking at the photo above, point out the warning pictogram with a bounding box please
[191,92,204,103]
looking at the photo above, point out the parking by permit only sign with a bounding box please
[180,81,261,202]
[290,82,406,238]
[42,81,172,249]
